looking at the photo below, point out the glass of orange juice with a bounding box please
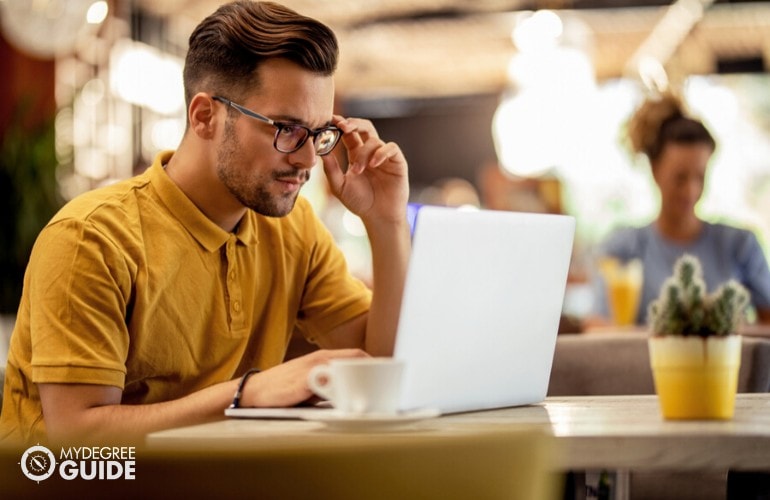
[599,258,643,326]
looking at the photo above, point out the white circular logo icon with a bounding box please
[20,445,57,482]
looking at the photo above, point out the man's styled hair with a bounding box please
[183,0,339,108]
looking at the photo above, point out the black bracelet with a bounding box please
[230,368,261,409]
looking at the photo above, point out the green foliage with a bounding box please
[648,254,750,337]
[0,97,62,313]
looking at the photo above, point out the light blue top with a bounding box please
[598,222,770,324]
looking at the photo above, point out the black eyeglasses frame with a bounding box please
[212,96,341,156]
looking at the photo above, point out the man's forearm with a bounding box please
[40,349,360,444]
[363,218,411,356]
[39,378,240,445]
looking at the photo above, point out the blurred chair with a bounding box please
[548,331,770,396]
[1,428,560,500]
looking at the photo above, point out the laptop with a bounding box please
[394,206,574,414]
[226,206,575,418]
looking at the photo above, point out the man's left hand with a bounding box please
[322,116,409,224]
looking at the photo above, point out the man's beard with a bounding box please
[216,119,307,217]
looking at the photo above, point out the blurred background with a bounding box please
[1,0,770,326]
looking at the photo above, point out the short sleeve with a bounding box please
[736,231,770,308]
[28,219,133,388]
[599,226,645,261]
[292,209,371,345]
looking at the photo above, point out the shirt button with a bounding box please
[229,270,236,280]
[233,301,241,312]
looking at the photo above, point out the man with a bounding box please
[0,0,410,444]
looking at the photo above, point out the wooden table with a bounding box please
[452,394,770,471]
[148,394,770,472]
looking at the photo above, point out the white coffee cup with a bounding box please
[307,357,405,415]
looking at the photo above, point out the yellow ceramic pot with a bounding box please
[648,335,741,420]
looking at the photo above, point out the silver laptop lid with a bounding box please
[394,206,575,413]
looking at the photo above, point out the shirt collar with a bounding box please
[149,151,259,251]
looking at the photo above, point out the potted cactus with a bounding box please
[647,254,749,419]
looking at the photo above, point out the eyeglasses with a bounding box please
[212,96,341,156]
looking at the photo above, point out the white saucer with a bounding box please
[300,408,441,432]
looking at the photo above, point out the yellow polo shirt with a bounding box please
[0,151,371,444]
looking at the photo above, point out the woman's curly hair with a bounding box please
[628,93,715,163]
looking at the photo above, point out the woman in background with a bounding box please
[598,93,770,325]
